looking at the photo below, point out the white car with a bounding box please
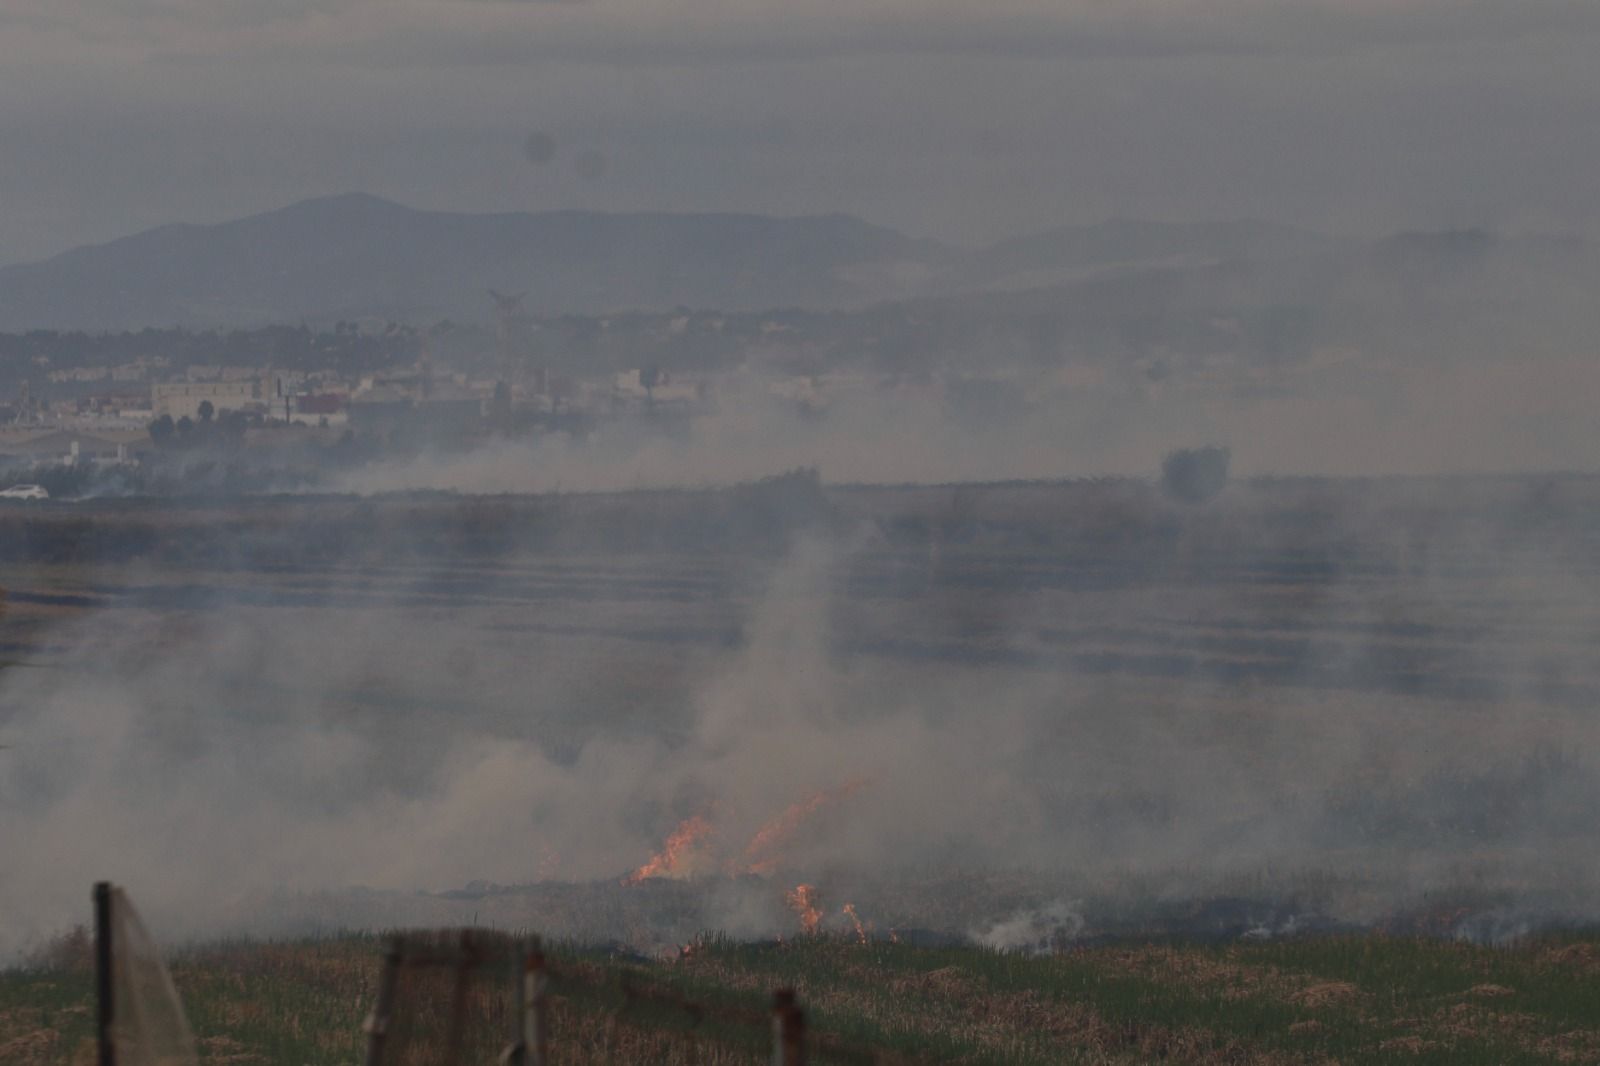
[0,484,49,500]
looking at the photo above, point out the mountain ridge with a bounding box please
[0,193,946,330]
[2,194,1581,332]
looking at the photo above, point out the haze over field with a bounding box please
[325,353,1600,492]
[4,476,1600,958]
[2,0,1600,983]
[7,193,1600,484]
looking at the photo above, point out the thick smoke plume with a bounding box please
[4,473,1600,959]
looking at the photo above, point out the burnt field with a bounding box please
[4,473,1600,953]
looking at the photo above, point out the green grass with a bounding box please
[7,932,1600,1064]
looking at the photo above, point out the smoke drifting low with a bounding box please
[5,475,1600,956]
[332,356,1600,499]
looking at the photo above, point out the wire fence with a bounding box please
[361,929,902,1066]
[95,882,200,1066]
[90,883,912,1066]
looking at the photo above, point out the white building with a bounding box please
[151,380,264,421]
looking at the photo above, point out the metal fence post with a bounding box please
[94,882,115,1066]
[362,935,403,1066]
[771,988,806,1066]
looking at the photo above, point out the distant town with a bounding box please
[0,303,1079,495]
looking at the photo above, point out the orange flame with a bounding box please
[738,778,868,876]
[842,903,868,944]
[623,814,714,885]
[785,883,823,935]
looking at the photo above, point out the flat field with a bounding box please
[9,931,1600,1064]
[5,474,1600,951]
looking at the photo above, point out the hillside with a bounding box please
[0,199,1346,332]
[4,196,1599,360]
[0,194,945,329]
[944,217,1337,293]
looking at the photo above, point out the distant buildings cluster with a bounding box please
[0,354,732,467]
[0,311,1023,473]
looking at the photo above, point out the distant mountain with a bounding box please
[0,193,948,330]
[3,195,1596,341]
[944,218,1337,293]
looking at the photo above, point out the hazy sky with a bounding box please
[3,0,1600,262]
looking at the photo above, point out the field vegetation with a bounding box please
[7,931,1600,1064]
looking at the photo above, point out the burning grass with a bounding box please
[8,931,1600,1064]
[623,815,717,885]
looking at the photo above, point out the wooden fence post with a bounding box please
[771,988,806,1066]
[361,936,403,1066]
[94,882,115,1066]
[524,937,549,1066]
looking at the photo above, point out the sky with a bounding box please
[3,0,1600,263]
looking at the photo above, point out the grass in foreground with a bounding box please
[6,931,1600,1064]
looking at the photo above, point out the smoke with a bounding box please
[0,543,874,952]
[971,900,1086,953]
[4,474,1600,958]
[326,353,1600,500]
